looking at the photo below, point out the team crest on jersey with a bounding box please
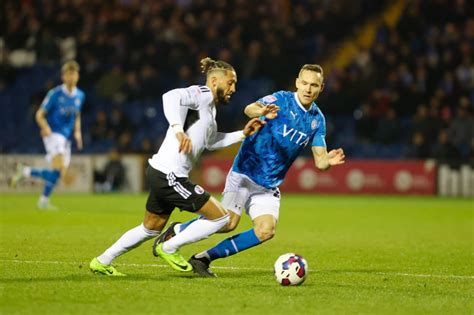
[311,119,318,130]
[262,95,277,103]
[194,185,205,195]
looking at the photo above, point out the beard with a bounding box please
[216,87,230,106]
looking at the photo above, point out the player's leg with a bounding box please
[191,187,280,277]
[187,172,251,276]
[163,204,241,242]
[91,210,167,276]
[35,153,63,209]
[132,168,220,272]
[158,196,230,255]
[172,170,246,234]
[90,166,170,276]
[10,133,64,196]
[159,170,247,254]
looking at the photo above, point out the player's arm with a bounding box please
[36,90,57,137]
[311,146,345,171]
[162,88,201,154]
[207,118,266,151]
[244,102,279,119]
[35,108,52,137]
[74,112,83,150]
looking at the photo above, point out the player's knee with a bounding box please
[221,218,238,232]
[254,224,275,242]
[213,212,230,231]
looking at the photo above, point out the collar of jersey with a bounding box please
[61,84,78,97]
[293,92,314,112]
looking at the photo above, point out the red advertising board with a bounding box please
[200,158,437,195]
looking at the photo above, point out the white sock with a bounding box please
[97,223,160,265]
[162,214,230,253]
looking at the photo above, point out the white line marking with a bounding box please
[0,259,473,280]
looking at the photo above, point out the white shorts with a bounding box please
[221,171,280,221]
[42,133,72,167]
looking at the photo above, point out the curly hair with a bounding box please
[200,57,234,76]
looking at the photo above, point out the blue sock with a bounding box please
[40,170,60,197]
[206,228,262,261]
[30,168,51,180]
[179,216,203,232]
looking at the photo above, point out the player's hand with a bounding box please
[261,104,279,119]
[327,148,345,166]
[40,127,52,138]
[176,132,192,154]
[74,131,83,150]
[243,118,266,137]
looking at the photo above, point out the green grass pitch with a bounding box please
[0,194,472,314]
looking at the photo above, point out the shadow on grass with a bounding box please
[1,269,401,285]
[0,272,198,283]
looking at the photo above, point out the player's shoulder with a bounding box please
[259,90,290,105]
[76,87,85,95]
[187,85,211,94]
[48,85,63,96]
[76,87,86,99]
[312,103,326,122]
[274,90,293,98]
[188,85,213,104]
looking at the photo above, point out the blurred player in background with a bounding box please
[90,57,266,276]
[162,64,345,277]
[10,61,85,210]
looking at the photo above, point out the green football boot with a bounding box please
[154,243,192,272]
[89,257,126,276]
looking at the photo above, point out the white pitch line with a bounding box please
[0,259,472,280]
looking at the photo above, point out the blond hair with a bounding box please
[200,57,234,76]
[299,64,323,77]
[61,60,80,73]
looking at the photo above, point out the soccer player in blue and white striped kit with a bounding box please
[162,64,345,277]
[11,61,85,210]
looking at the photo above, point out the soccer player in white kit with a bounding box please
[10,61,85,210]
[90,57,266,276]
[168,64,345,277]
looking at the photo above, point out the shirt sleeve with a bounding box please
[78,93,85,113]
[162,86,212,126]
[257,93,279,106]
[207,131,245,151]
[40,89,58,112]
[311,114,327,147]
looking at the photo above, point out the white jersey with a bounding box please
[149,85,244,177]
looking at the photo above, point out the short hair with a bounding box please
[61,60,80,73]
[200,57,234,76]
[299,64,324,77]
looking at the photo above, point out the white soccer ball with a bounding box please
[274,253,308,286]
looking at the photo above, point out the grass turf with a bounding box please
[0,194,472,314]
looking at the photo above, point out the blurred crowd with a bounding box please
[320,0,474,160]
[2,0,382,92]
[1,0,472,161]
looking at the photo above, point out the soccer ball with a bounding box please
[274,253,308,286]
